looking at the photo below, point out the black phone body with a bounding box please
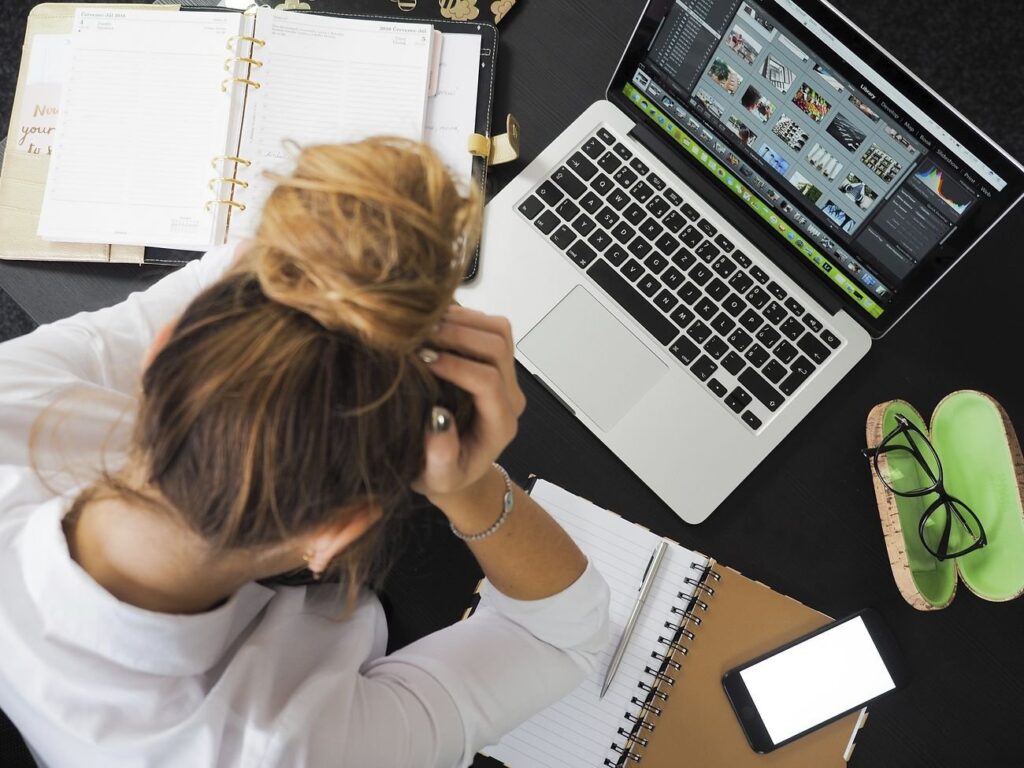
[722,608,907,753]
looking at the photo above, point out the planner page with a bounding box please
[38,9,245,249]
[480,480,710,768]
[229,8,434,239]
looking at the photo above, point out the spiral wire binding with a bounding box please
[603,559,721,767]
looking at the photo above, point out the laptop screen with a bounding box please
[609,0,1023,332]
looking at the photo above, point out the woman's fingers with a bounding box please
[427,351,519,446]
[411,408,465,497]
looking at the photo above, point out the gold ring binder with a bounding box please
[208,177,250,191]
[224,56,264,71]
[211,156,253,168]
[226,35,266,50]
[205,199,246,212]
[221,78,262,92]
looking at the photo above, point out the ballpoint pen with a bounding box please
[600,538,669,699]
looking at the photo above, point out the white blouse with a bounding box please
[0,245,610,768]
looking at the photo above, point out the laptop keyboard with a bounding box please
[516,125,845,432]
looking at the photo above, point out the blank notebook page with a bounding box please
[38,9,243,249]
[481,480,708,768]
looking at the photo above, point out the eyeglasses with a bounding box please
[863,413,986,561]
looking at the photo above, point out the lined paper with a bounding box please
[481,480,709,768]
[423,31,481,187]
[37,9,243,248]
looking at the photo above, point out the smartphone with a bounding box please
[722,609,906,753]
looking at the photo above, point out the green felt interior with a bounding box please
[880,402,955,607]
[932,392,1024,600]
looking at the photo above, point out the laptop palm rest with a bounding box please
[517,286,667,432]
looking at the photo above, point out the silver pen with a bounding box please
[600,538,669,699]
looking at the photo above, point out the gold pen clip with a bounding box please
[468,113,521,166]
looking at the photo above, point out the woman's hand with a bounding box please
[412,306,526,504]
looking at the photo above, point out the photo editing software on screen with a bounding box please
[625,0,1007,319]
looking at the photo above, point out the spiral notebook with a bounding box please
[474,480,867,767]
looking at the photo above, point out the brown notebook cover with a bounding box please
[628,562,866,767]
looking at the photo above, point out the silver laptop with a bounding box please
[458,0,1024,523]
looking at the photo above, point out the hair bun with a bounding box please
[245,138,481,351]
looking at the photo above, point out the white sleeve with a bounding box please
[320,560,610,768]
[0,245,237,471]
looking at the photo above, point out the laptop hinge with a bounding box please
[628,121,850,320]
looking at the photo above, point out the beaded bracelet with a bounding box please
[449,463,514,542]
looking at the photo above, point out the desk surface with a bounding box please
[3,2,1023,766]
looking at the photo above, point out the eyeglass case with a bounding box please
[866,391,1024,611]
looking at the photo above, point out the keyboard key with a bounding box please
[747,286,770,309]
[687,320,712,344]
[727,328,753,352]
[628,237,652,259]
[638,274,660,297]
[572,214,596,237]
[739,309,764,333]
[744,343,770,367]
[672,248,695,271]
[662,266,684,290]
[721,294,747,317]
[680,203,700,221]
[640,219,664,241]
[550,224,576,250]
[621,258,644,281]
[568,152,598,180]
[742,411,762,430]
[552,167,586,198]
[678,282,701,304]
[605,244,628,266]
[644,252,668,274]
[733,250,752,269]
[596,207,620,229]
[607,189,630,210]
[669,336,700,365]
[588,230,612,252]
[630,181,654,203]
[612,142,632,160]
[767,280,787,301]
[750,265,769,284]
[728,271,754,294]
[704,336,729,360]
[780,317,804,341]
[534,210,559,235]
[708,378,728,398]
[697,219,717,238]
[624,203,647,225]
[598,152,622,173]
[556,198,581,221]
[779,368,809,396]
[597,128,615,144]
[580,192,603,214]
[518,195,544,220]
[763,359,787,384]
[612,222,635,244]
[797,334,831,365]
[696,240,720,262]
[820,329,841,349]
[722,352,745,376]
[664,188,683,207]
[791,355,815,378]
[680,225,703,248]
[739,368,784,411]
[629,157,650,175]
[764,301,787,325]
[695,297,717,320]
[773,340,798,364]
[655,233,680,257]
[706,278,729,301]
[712,255,736,278]
[663,210,687,233]
[690,264,712,285]
[646,196,670,218]
[567,240,597,269]
[588,259,678,345]
[714,234,734,252]
[803,314,823,333]
[614,167,638,188]
[784,298,804,317]
[755,325,781,348]
[691,355,718,381]
[536,180,564,205]
[590,174,614,196]
[654,289,678,312]
[648,173,666,191]
[725,387,752,414]
[670,305,695,328]
[711,313,736,336]
[581,137,605,158]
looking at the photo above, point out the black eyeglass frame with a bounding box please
[863,414,987,561]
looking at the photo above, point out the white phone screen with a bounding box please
[739,617,895,744]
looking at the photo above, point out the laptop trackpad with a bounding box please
[518,286,668,432]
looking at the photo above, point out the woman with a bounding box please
[0,139,609,767]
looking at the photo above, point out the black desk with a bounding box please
[3,2,1023,766]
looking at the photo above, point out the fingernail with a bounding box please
[430,406,453,433]
[418,348,439,365]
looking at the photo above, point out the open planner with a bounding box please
[475,480,868,767]
[29,5,492,255]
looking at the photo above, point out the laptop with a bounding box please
[458,0,1024,524]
